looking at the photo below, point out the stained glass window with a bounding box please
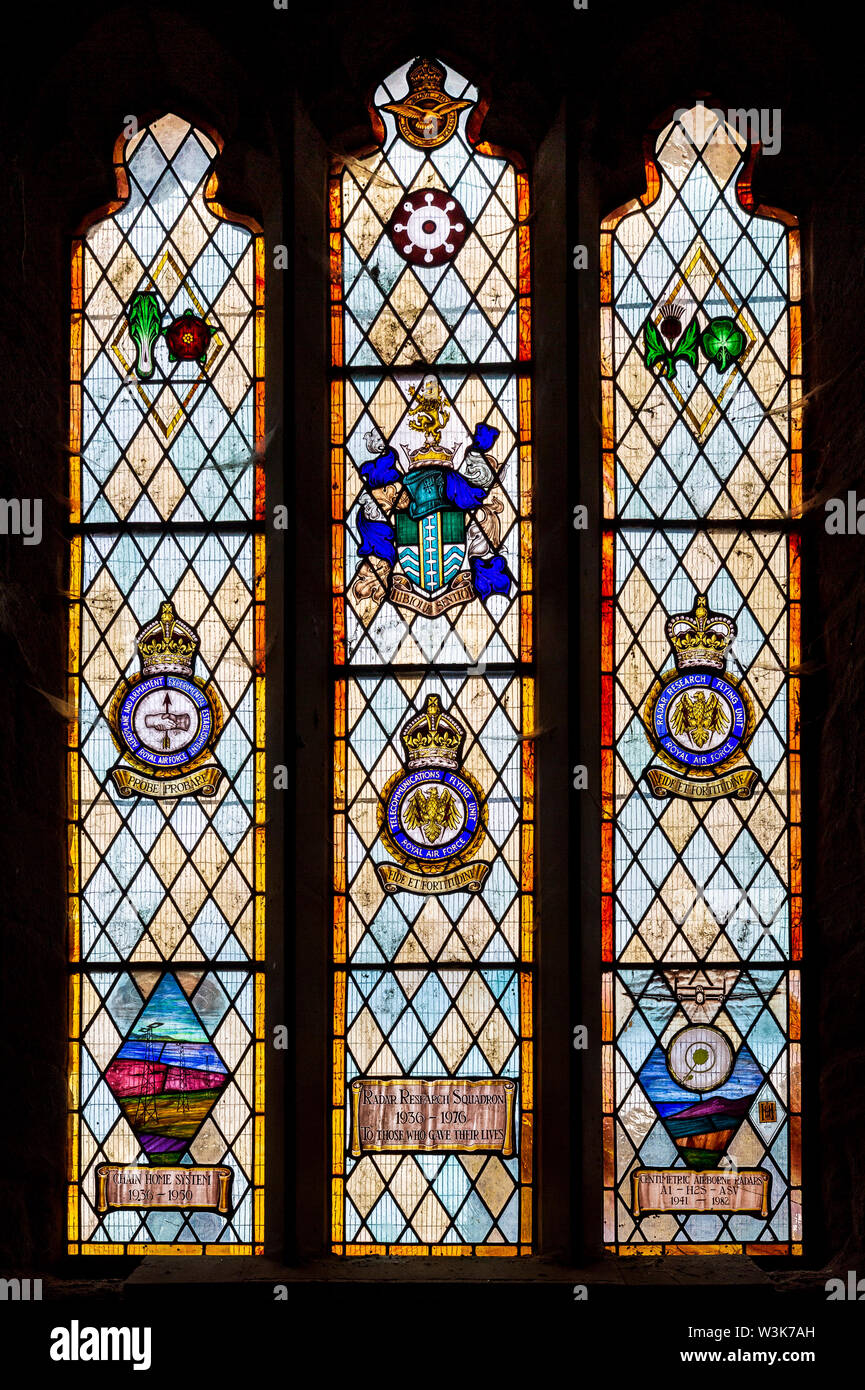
[601,105,802,1253]
[331,58,534,1253]
[67,115,266,1254]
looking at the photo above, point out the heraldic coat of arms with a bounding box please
[350,375,512,624]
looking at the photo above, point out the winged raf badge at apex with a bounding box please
[380,56,472,150]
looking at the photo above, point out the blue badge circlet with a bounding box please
[118,675,212,769]
[642,595,759,801]
[108,600,224,800]
[376,693,490,894]
[653,671,747,769]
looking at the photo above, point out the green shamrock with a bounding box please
[701,317,746,372]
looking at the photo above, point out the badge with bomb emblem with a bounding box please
[107,600,223,800]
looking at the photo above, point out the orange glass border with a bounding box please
[67,119,266,1257]
[600,114,803,1256]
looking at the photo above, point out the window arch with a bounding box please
[330,57,535,1253]
[67,114,266,1254]
[600,103,802,1254]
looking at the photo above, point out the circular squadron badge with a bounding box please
[642,595,758,801]
[108,601,223,799]
[384,765,482,866]
[376,694,489,895]
[649,670,750,772]
[117,676,213,770]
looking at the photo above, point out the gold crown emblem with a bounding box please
[401,694,465,771]
[666,595,736,673]
[406,57,449,99]
[137,600,199,676]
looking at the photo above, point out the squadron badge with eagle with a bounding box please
[641,595,760,801]
[376,693,490,895]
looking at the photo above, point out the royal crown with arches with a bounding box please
[137,600,199,677]
[401,694,466,772]
[665,595,736,673]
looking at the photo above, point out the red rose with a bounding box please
[165,312,213,363]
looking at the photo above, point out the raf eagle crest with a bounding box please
[669,688,730,749]
[403,784,461,842]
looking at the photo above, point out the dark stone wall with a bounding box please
[0,0,862,1276]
